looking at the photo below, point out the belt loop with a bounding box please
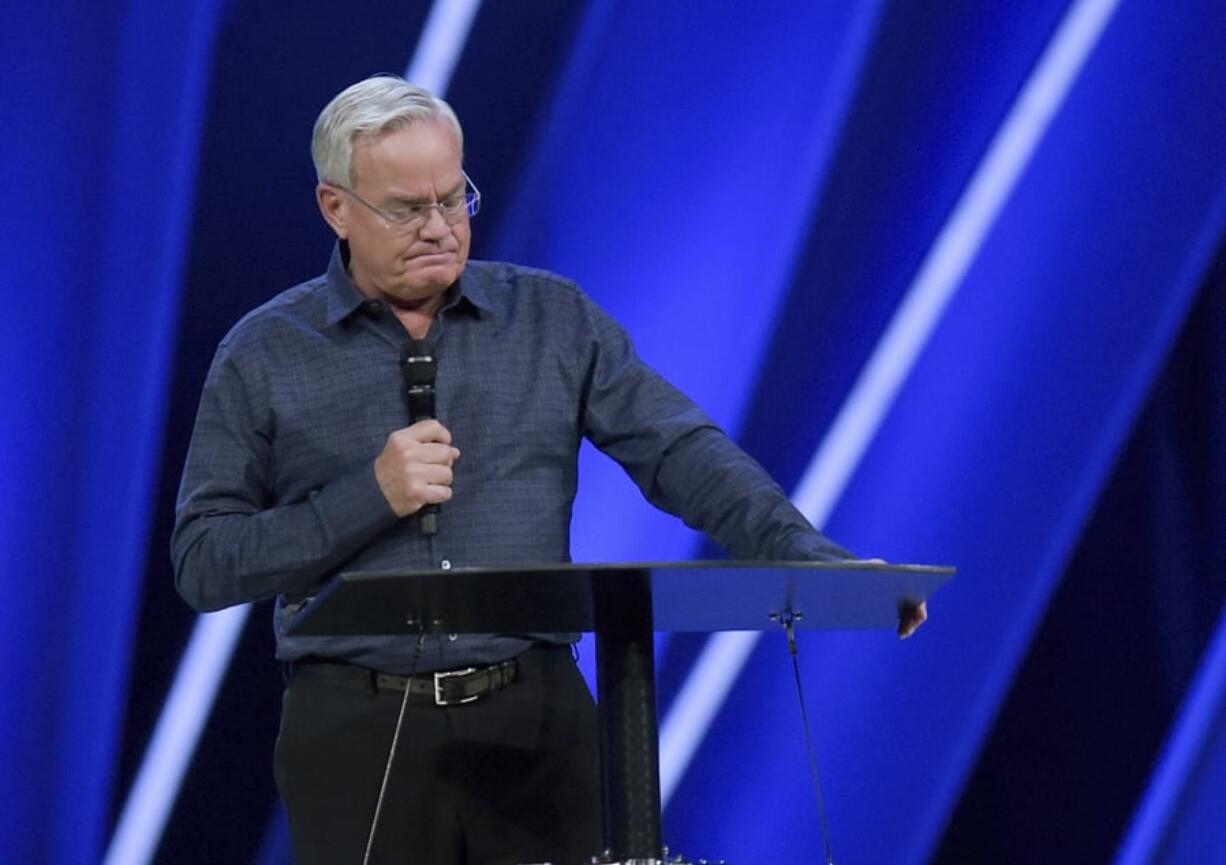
[365,667,379,696]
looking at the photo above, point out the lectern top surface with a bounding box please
[285,560,955,638]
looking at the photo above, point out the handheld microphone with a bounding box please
[401,340,439,536]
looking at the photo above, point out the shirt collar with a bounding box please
[453,263,497,319]
[323,242,367,326]
[323,241,497,326]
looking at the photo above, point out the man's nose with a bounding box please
[417,205,450,238]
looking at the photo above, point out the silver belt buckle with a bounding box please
[434,666,479,706]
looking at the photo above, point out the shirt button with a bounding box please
[363,300,382,316]
[440,559,452,570]
[448,633,458,642]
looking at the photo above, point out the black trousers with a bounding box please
[274,645,602,865]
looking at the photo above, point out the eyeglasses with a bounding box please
[332,171,481,232]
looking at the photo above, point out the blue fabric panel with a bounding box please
[663,2,1226,863]
[0,1,221,861]
[491,0,887,564]
[1151,633,1226,865]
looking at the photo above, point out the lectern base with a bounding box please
[521,842,727,865]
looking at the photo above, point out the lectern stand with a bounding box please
[287,560,954,864]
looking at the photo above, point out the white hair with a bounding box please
[311,75,464,186]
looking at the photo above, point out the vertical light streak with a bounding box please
[1113,604,1226,865]
[405,0,482,93]
[659,0,1123,808]
[102,607,249,865]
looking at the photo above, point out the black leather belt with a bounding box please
[374,658,518,706]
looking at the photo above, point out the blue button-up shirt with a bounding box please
[172,245,850,672]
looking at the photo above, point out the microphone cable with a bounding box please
[363,631,427,865]
[781,611,836,865]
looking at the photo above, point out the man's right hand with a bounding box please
[374,420,461,517]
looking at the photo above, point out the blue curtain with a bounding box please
[0,2,221,861]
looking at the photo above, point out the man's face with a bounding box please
[321,118,471,305]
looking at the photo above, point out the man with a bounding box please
[173,75,925,865]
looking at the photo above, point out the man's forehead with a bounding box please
[351,122,463,192]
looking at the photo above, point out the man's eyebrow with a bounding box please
[385,181,465,207]
[384,194,431,207]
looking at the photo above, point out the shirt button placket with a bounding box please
[440,558,457,640]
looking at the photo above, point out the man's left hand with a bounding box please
[898,600,927,639]
[862,558,929,639]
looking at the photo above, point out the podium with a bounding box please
[287,560,954,864]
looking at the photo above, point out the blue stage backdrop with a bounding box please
[3,2,1225,864]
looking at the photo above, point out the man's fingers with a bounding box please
[385,432,460,467]
[898,600,928,639]
[412,462,454,487]
[414,442,461,466]
[862,559,927,639]
[404,418,453,445]
[419,482,454,504]
[375,424,460,516]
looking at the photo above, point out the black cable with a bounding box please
[785,613,836,865]
[363,631,427,865]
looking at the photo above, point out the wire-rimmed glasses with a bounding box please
[331,170,481,233]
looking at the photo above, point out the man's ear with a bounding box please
[316,183,348,239]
